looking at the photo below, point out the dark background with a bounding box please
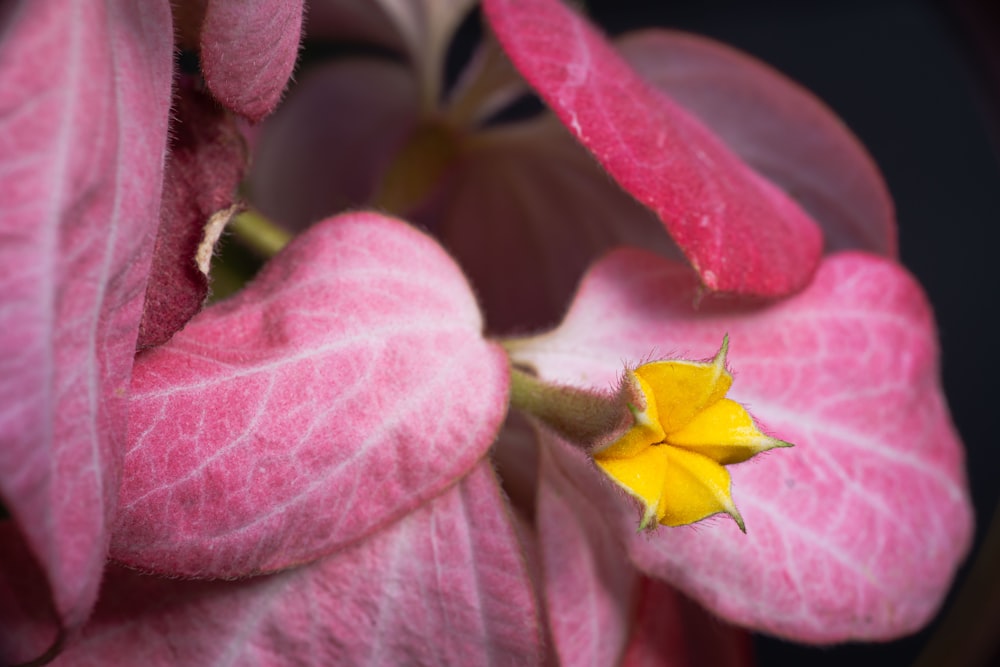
[585,1,1000,665]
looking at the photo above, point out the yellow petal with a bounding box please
[595,444,670,529]
[634,337,732,434]
[667,398,793,465]
[595,373,665,460]
[656,446,745,532]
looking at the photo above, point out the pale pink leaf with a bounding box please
[510,251,972,641]
[248,59,419,231]
[616,29,896,256]
[200,0,304,122]
[0,0,172,657]
[57,462,542,666]
[483,0,823,297]
[111,212,509,578]
[537,434,638,667]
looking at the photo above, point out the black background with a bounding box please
[585,1,1000,665]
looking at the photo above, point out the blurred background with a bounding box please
[583,0,1000,665]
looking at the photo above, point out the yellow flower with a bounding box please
[594,336,791,531]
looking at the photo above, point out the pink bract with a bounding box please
[111,212,510,577]
[615,29,896,256]
[52,462,543,666]
[510,250,972,641]
[0,0,173,660]
[483,0,824,297]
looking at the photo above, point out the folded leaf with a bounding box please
[483,0,823,297]
[138,78,247,350]
[58,462,542,666]
[112,212,510,578]
[511,250,972,642]
[0,0,172,658]
[616,29,896,256]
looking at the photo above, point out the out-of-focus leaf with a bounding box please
[247,59,419,230]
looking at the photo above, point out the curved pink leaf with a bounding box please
[538,436,638,666]
[200,0,304,122]
[57,462,542,666]
[111,212,509,578]
[0,0,172,656]
[510,251,972,641]
[616,30,896,256]
[482,0,823,297]
[248,59,419,230]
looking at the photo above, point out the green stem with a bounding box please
[228,209,292,258]
[510,368,631,449]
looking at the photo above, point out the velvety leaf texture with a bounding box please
[112,212,510,578]
[137,78,247,350]
[483,0,823,297]
[537,439,637,667]
[616,30,896,256]
[510,250,972,642]
[0,0,172,659]
[56,463,542,666]
[200,0,304,122]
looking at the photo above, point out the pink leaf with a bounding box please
[56,462,542,666]
[138,78,247,350]
[248,59,419,231]
[621,577,754,667]
[423,116,682,333]
[616,30,896,256]
[200,0,304,122]
[0,0,172,657]
[111,212,510,577]
[511,251,972,641]
[483,0,822,297]
[0,523,61,666]
[537,434,638,666]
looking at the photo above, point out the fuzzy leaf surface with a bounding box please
[137,79,247,350]
[0,0,172,659]
[200,0,304,121]
[537,437,637,667]
[483,0,822,296]
[510,250,972,642]
[57,463,541,666]
[112,212,509,577]
[616,29,896,256]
